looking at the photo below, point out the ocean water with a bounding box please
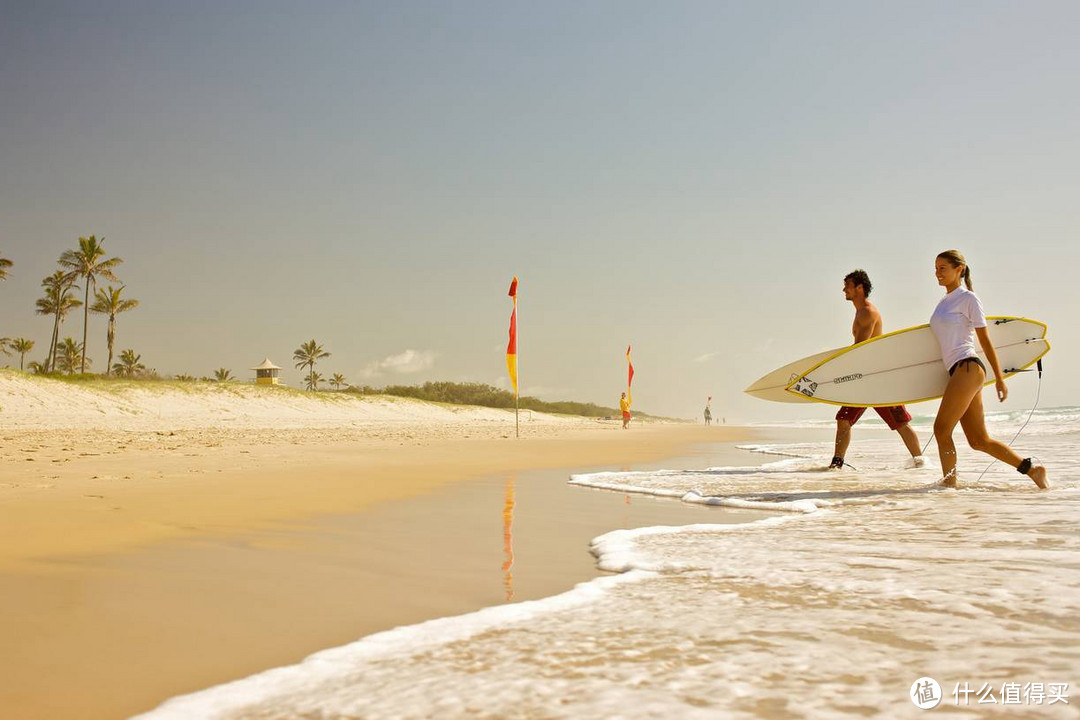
[136,408,1079,719]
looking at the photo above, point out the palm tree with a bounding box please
[293,340,330,392]
[28,360,48,375]
[35,271,82,372]
[306,371,324,391]
[330,373,347,390]
[174,374,196,382]
[112,349,145,378]
[56,338,89,375]
[9,338,34,371]
[58,235,122,374]
[0,250,11,364]
[213,368,235,382]
[90,285,138,376]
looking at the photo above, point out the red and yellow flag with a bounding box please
[506,277,518,396]
[626,344,634,406]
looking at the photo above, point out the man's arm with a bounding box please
[852,307,876,344]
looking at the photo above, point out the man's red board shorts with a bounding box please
[622,411,632,420]
[835,405,911,431]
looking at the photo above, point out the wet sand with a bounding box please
[0,423,761,719]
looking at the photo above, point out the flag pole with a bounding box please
[506,276,520,439]
[515,286,520,439]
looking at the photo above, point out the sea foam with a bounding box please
[136,408,1080,719]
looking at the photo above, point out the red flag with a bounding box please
[626,345,634,405]
[506,277,518,395]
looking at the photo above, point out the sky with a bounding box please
[1,1,1078,421]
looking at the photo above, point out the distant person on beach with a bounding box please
[930,250,1048,488]
[704,396,712,426]
[620,392,631,429]
[831,269,924,470]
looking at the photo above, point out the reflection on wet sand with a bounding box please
[502,476,515,601]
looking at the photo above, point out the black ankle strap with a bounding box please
[1017,458,1032,474]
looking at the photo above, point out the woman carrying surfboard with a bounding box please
[931,250,1048,489]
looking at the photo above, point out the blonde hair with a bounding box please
[938,249,972,290]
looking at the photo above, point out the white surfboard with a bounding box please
[744,347,845,403]
[784,316,1049,407]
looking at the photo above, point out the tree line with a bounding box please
[1,237,141,377]
[4,248,651,415]
[345,381,653,419]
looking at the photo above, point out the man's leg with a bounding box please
[832,419,852,468]
[878,406,924,466]
[896,423,923,461]
[831,406,863,468]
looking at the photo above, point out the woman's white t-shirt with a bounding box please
[930,286,987,371]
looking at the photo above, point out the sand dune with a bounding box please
[0,369,745,719]
[0,370,578,431]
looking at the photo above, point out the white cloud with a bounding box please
[692,352,723,363]
[359,349,437,379]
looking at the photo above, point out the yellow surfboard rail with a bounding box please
[782,316,1050,408]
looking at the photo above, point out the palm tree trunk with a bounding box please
[106,315,115,377]
[81,280,90,374]
[50,310,60,372]
[19,352,25,371]
[48,315,56,371]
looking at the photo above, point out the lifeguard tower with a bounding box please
[252,357,282,386]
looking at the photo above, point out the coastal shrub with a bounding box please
[343,385,379,395]
[345,380,658,419]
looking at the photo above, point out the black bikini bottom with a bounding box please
[949,357,987,376]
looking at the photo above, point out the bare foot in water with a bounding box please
[1028,465,1049,490]
[938,469,957,488]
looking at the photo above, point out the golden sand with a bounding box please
[0,420,755,719]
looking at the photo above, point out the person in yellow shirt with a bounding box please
[619,392,631,429]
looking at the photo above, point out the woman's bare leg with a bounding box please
[960,390,1049,489]
[933,364,984,487]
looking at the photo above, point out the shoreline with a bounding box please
[0,421,761,719]
[0,423,748,571]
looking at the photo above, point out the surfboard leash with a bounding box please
[916,359,1044,483]
[975,358,1044,484]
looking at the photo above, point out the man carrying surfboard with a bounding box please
[830,270,925,469]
